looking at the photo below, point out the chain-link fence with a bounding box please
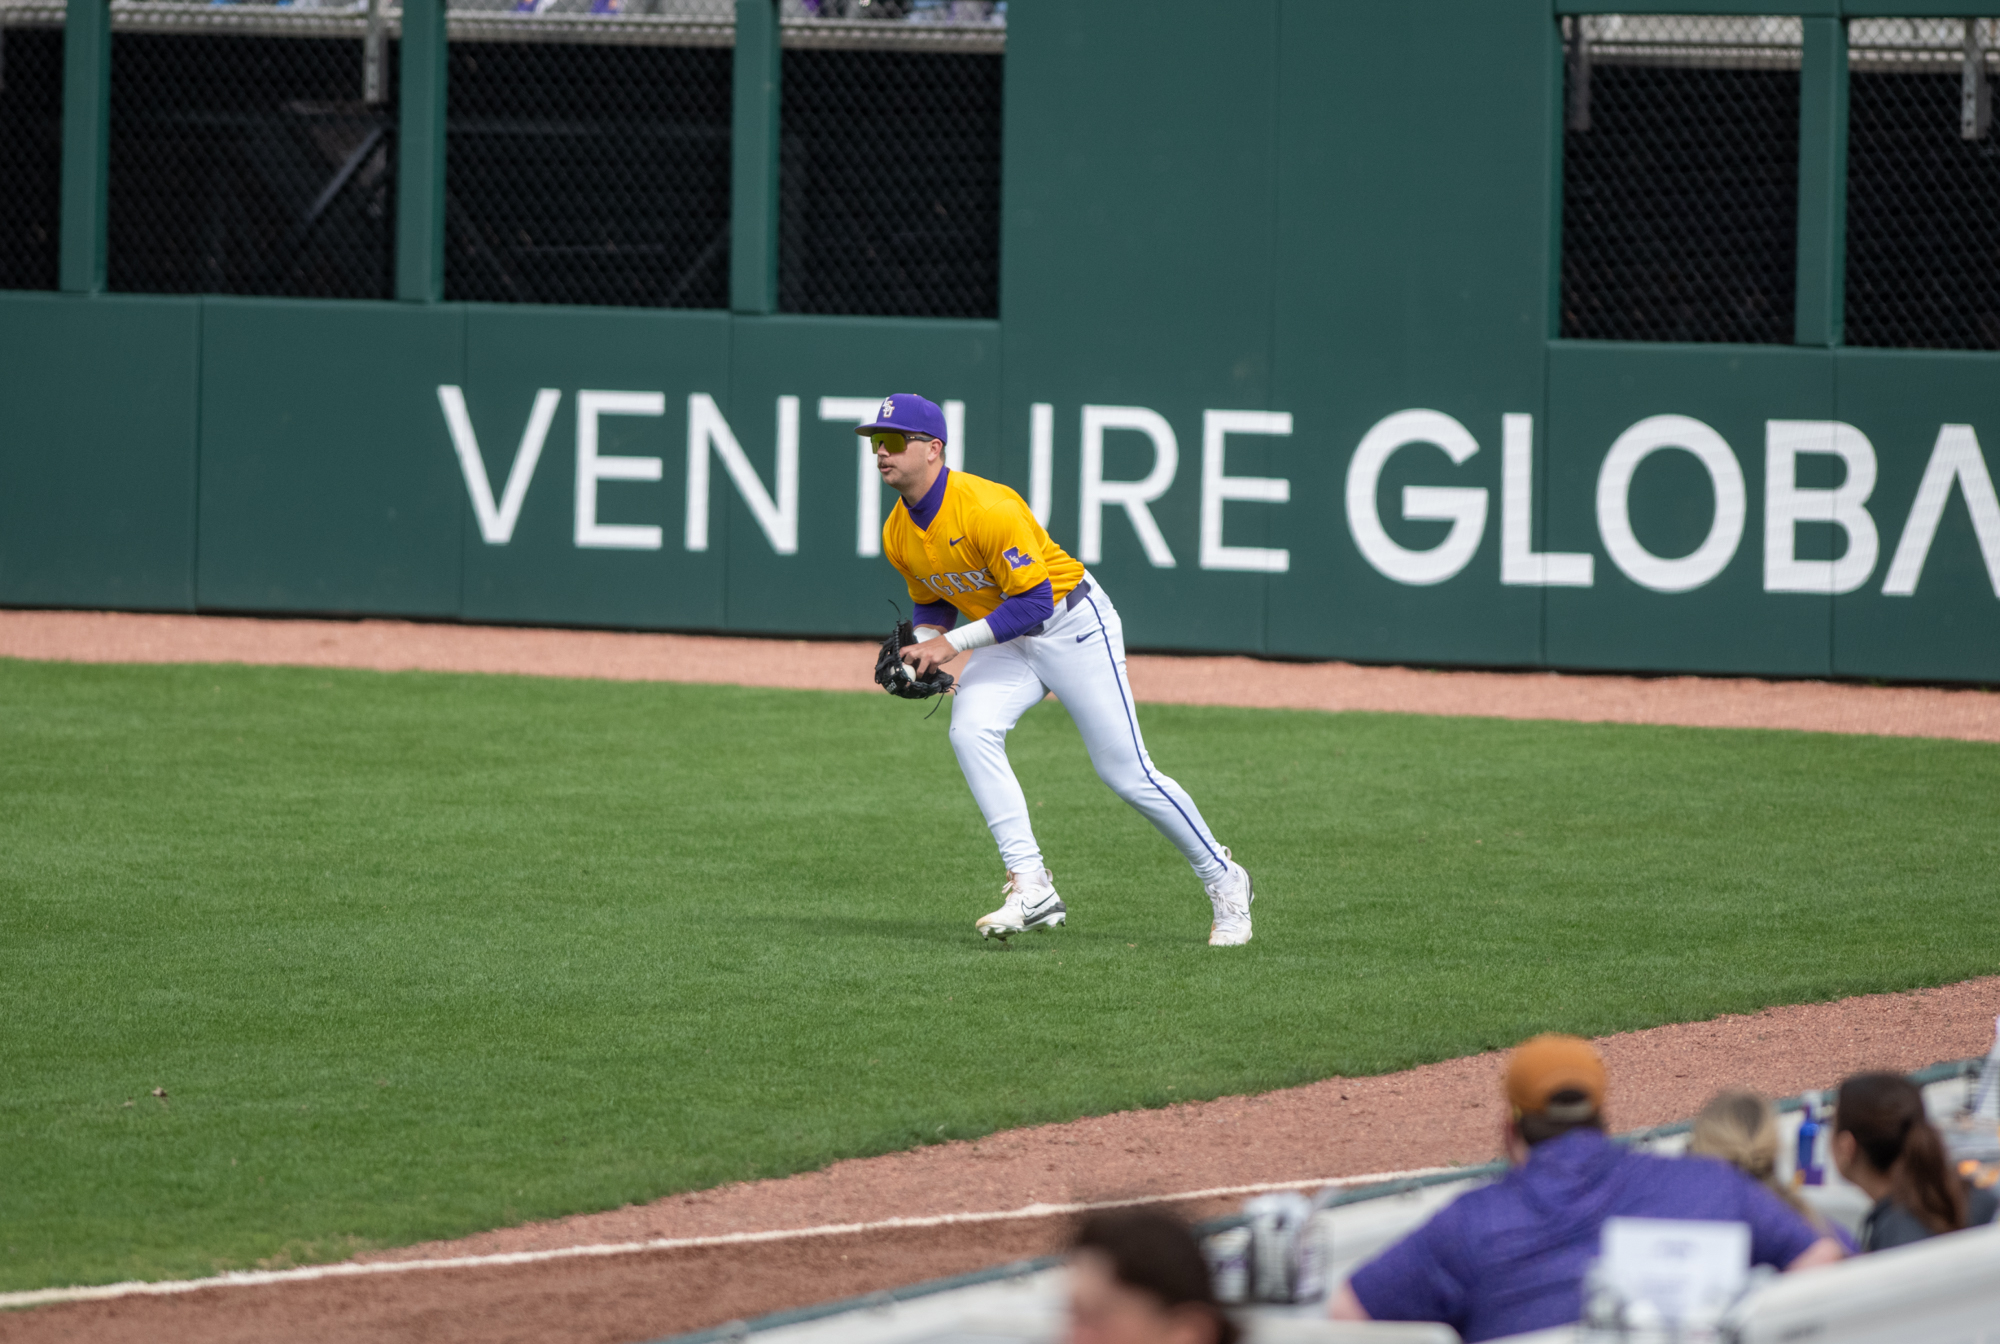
[17,0,1004,313]
[1561,14,1801,344]
[0,11,63,291]
[443,0,733,307]
[27,3,2000,350]
[105,6,396,299]
[1846,17,2000,348]
[777,2,1003,319]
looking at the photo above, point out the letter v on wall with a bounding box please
[438,386,560,545]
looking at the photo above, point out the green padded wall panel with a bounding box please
[1544,343,1837,677]
[456,305,731,630]
[0,293,199,610]
[196,299,467,616]
[1833,349,2000,683]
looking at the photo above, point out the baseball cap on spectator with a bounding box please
[856,393,949,444]
[1507,1034,1607,1122]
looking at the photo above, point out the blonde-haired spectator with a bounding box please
[1687,1090,1854,1251]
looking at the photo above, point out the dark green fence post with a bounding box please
[1795,15,1848,347]
[731,0,780,314]
[58,0,110,295]
[1546,15,1568,339]
[396,0,447,302]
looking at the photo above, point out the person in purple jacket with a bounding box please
[1330,1034,1844,1343]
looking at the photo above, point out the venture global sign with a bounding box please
[437,388,2000,602]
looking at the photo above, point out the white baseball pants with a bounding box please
[945,577,1230,885]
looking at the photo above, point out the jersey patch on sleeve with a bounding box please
[1003,547,1034,570]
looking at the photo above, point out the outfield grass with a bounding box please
[2,656,1997,1291]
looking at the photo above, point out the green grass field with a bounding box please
[3,656,1997,1292]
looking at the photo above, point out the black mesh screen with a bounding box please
[0,24,63,292]
[1560,17,1800,344]
[777,46,1001,319]
[444,41,732,309]
[1847,40,2000,348]
[106,33,396,299]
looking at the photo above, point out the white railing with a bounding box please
[1571,13,2000,73]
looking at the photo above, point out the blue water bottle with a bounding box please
[1795,1100,1825,1187]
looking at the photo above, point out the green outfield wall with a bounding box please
[3,0,1998,682]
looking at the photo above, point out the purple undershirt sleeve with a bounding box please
[912,600,958,632]
[984,581,1055,643]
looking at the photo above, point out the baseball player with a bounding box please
[861,393,1254,946]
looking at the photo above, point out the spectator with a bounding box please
[1832,1071,1999,1251]
[1329,1034,1842,1342]
[1068,1209,1238,1344]
[1687,1089,1856,1251]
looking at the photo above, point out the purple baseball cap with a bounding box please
[855,393,948,444]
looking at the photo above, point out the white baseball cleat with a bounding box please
[1205,847,1253,946]
[977,868,1067,941]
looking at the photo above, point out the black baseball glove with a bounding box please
[874,618,955,700]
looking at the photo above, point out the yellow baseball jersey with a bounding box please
[884,470,1084,622]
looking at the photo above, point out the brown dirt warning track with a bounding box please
[1,608,1997,740]
[3,609,1997,1344]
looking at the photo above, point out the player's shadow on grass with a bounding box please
[741,910,1063,951]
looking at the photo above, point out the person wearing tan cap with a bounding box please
[1329,1034,1843,1342]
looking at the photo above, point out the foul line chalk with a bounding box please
[0,1165,1458,1310]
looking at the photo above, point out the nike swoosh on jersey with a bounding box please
[949,536,966,547]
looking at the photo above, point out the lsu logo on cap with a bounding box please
[879,396,895,419]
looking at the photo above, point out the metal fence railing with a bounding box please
[1846,16,2000,349]
[442,0,734,308]
[0,13,62,292]
[783,1,1005,25]
[1560,14,1802,345]
[777,2,1004,318]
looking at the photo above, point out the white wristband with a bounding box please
[913,624,949,643]
[946,619,996,653]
